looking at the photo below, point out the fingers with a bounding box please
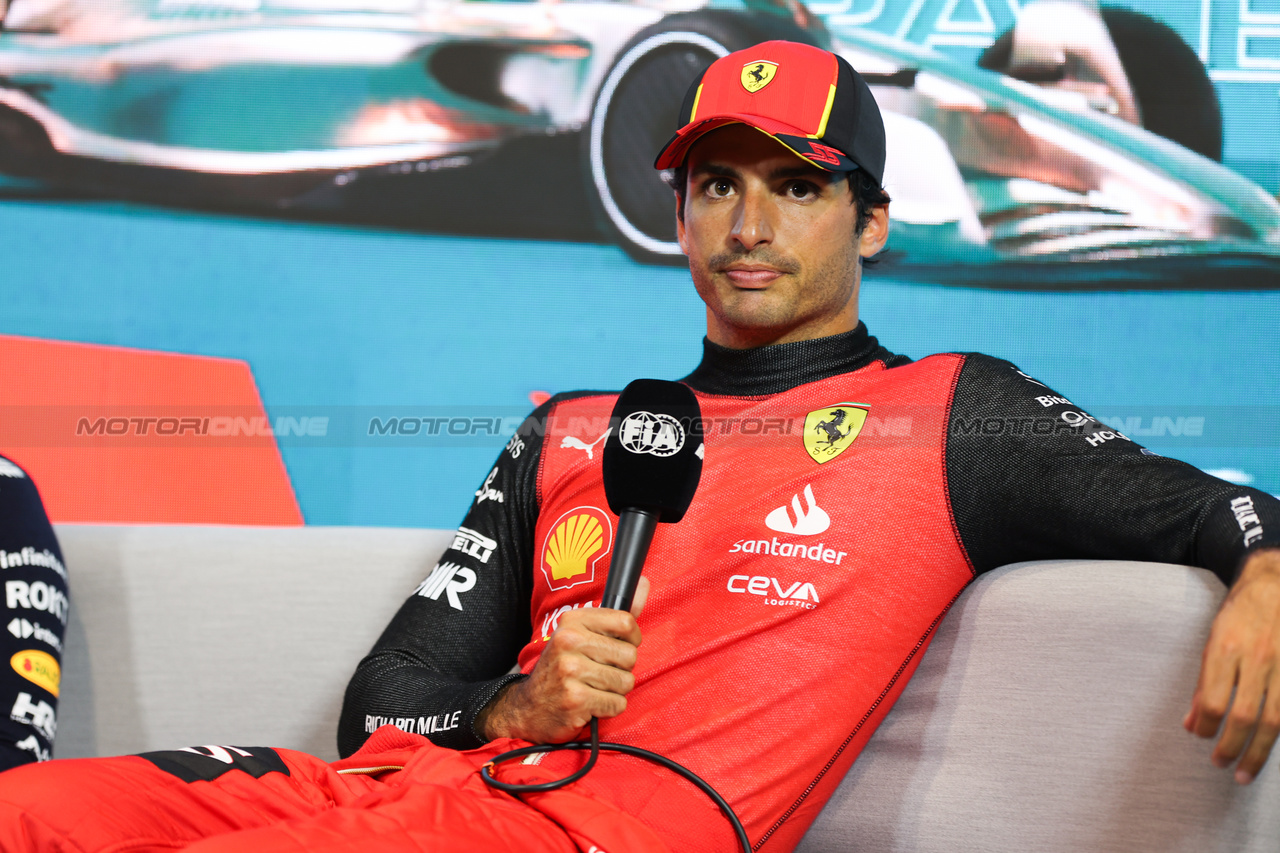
[547,612,637,671]
[1187,642,1238,740]
[544,639,636,696]
[560,606,642,650]
[1187,625,1258,771]
[496,582,656,744]
[547,653,632,712]
[503,604,645,742]
[1209,673,1262,771]
[1187,576,1280,783]
[1236,683,1280,784]
[1212,643,1280,782]
[1185,553,1280,782]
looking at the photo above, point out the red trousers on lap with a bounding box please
[0,727,678,853]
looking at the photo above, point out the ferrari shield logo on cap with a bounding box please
[803,403,869,464]
[740,60,778,93]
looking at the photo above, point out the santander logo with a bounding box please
[765,484,829,536]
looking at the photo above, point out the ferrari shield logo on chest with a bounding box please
[803,403,869,464]
[741,61,778,93]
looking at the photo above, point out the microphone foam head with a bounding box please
[602,379,703,523]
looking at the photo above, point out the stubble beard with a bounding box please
[691,240,862,340]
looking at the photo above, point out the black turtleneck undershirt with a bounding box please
[338,324,1280,757]
[681,324,910,395]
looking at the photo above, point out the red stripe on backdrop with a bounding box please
[0,335,302,525]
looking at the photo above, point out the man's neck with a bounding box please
[682,323,910,397]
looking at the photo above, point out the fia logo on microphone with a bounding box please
[618,411,684,457]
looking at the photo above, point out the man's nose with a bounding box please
[731,184,774,251]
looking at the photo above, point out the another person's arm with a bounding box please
[0,455,67,770]
[945,354,1280,782]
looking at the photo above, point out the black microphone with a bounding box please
[599,379,703,612]
[485,382,748,852]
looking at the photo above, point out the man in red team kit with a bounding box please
[2,40,1280,853]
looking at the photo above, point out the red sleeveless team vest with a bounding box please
[518,355,974,852]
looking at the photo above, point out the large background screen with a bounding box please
[1,0,1276,528]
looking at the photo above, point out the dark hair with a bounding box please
[665,164,891,236]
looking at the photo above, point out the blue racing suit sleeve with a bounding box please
[0,455,67,769]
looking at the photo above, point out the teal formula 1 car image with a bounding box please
[0,0,1278,288]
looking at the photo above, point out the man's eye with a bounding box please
[708,179,734,197]
[787,181,815,199]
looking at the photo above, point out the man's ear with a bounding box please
[858,205,890,258]
[676,195,690,256]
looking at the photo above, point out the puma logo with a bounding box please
[560,429,611,461]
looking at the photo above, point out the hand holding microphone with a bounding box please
[479,578,651,744]
[480,384,746,853]
[479,380,703,744]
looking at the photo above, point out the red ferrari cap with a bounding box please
[653,40,886,186]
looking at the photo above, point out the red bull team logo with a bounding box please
[540,506,613,591]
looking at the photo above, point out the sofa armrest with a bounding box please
[797,560,1280,853]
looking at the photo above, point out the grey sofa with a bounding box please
[53,525,1280,852]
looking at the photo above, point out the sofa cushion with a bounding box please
[55,523,449,760]
[796,560,1280,853]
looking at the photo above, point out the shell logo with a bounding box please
[12,649,60,698]
[540,506,613,591]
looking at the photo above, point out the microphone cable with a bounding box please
[480,717,751,853]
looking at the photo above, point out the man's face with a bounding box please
[676,124,888,349]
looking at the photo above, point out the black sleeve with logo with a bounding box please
[338,394,603,757]
[946,354,1280,584]
[0,455,67,770]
